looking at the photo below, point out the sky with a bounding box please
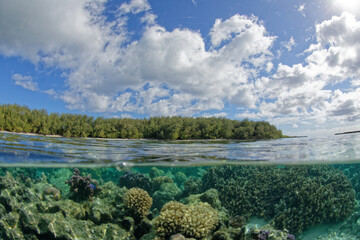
[1,0,360,136]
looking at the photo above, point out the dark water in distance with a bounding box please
[0,131,360,167]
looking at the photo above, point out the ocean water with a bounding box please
[0,132,360,239]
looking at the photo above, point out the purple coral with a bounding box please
[287,234,295,240]
[65,168,99,200]
[257,230,270,240]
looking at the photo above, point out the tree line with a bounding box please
[0,104,284,140]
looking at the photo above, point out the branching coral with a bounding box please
[154,201,218,239]
[65,168,99,201]
[119,171,152,193]
[201,165,356,235]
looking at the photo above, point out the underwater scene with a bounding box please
[1,132,360,240]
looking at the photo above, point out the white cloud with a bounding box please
[11,74,38,91]
[0,1,275,116]
[3,1,360,133]
[235,111,261,119]
[141,13,157,25]
[283,36,296,51]
[297,4,306,16]
[119,0,151,15]
[258,12,360,126]
[201,112,228,118]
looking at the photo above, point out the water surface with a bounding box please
[1,131,360,167]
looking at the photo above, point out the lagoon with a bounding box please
[0,132,360,239]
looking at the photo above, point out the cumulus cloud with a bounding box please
[258,12,360,126]
[0,0,277,115]
[2,0,360,131]
[11,74,38,91]
[119,0,151,15]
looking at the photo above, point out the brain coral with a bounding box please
[123,188,153,218]
[154,201,218,239]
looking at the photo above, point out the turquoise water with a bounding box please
[0,132,360,239]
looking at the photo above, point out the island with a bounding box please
[335,130,360,135]
[0,104,284,140]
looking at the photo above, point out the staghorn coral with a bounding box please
[201,165,356,235]
[123,187,153,218]
[154,201,218,239]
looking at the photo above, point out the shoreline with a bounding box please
[0,130,63,138]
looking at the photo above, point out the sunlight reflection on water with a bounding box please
[1,132,360,167]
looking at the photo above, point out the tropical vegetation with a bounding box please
[0,104,283,140]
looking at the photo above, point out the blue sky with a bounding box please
[1,0,360,136]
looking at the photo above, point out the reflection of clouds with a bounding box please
[1,133,360,166]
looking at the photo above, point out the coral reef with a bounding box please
[154,201,218,239]
[249,225,295,240]
[0,171,150,239]
[119,170,152,193]
[337,164,360,200]
[183,177,202,196]
[65,168,100,201]
[0,164,359,240]
[152,176,174,191]
[43,186,61,201]
[174,172,187,186]
[153,182,182,210]
[202,165,356,235]
[123,187,153,218]
[149,167,165,179]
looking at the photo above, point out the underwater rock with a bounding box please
[88,197,115,224]
[94,223,130,239]
[0,171,146,239]
[43,186,61,201]
[0,211,24,239]
[0,172,42,212]
[0,171,18,190]
[96,180,127,203]
[19,203,43,234]
[65,168,100,201]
